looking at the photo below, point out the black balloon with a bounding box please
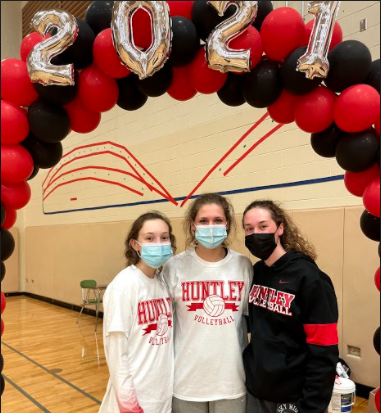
[1,228,15,262]
[135,64,173,98]
[21,134,63,169]
[28,166,40,181]
[281,47,323,95]
[117,74,148,111]
[325,40,372,93]
[360,210,380,242]
[242,59,282,108]
[1,204,5,227]
[33,73,78,105]
[59,18,95,69]
[253,1,274,31]
[366,59,381,94]
[0,354,3,373]
[191,1,236,42]
[218,73,245,107]
[374,327,380,355]
[28,100,70,143]
[311,124,344,158]
[336,129,380,173]
[169,16,200,67]
[1,262,5,283]
[85,1,114,35]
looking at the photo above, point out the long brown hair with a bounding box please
[243,200,318,261]
[124,211,177,267]
[184,193,237,249]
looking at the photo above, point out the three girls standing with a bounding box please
[101,195,339,413]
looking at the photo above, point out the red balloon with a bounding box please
[344,165,380,197]
[79,65,119,113]
[230,26,263,71]
[334,85,381,133]
[168,1,194,19]
[1,145,34,184]
[1,58,39,107]
[189,48,228,94]
[304,20,343,51]
[268,90,299,124]
[2,206,17,230]
[93,29,131,79]
[375,268,381,293]
[20,32,50,62]
[363,177,381,217]
[1,292,6,315]
[261,7,305,62]
[376,388,380,413]
[168,67,197,101]
[1,101,30,145]
[1,181,32,210]
[65,96,102,134]
[375,115,380,135]
[294,86,336,133]
[132,8,153,50]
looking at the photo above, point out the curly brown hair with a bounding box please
[183,193,237,250]
[243,200,318,261]
[124,211,177,267]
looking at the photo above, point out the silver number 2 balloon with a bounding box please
[297,1,341,80]
[206,1,258,74]
[112,1,172,80]
[27,10,78,86]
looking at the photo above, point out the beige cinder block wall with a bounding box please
[6,1,381,388]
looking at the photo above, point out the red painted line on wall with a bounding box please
[43,142,178,206]
[224,122,284,176]
[44,177,144,201]
[70,198,78,201]
[180,113,269,207]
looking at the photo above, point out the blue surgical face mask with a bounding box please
[137,243,173,269]
[195,225,228,250]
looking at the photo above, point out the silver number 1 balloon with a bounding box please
[112,1,172,80]
[206,1,258,74]
[297,1,341,80]
[27,10,78,86]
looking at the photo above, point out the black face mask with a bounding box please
[245,232,278,261]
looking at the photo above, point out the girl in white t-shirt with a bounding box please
[163,193,253,413]
[100,212,176,413]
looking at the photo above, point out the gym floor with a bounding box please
[1,296,369,413]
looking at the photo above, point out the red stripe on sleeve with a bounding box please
[304,323,339,346]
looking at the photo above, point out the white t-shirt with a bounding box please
[99,266,174,413]
[163,248,253,402]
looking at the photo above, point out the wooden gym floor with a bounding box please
[1,296,370,413]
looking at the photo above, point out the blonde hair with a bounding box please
[183,193,237,250]
[243,200,318,261]
[124,211,177,267]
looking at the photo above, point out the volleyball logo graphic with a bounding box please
[203,295,226,318]
[157,313,169,337]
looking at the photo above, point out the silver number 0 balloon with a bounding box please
[27,10,78,86]
[297,1,341,80]
[206,1,258,74]
[112,1,172,80]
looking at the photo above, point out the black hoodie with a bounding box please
[244,251,339,413]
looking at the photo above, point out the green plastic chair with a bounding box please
[77,280,103,331]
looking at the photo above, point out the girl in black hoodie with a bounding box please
[243,200,339,413]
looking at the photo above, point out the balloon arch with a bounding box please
[1,0,380,404]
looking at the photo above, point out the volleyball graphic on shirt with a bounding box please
[203,295,226,318]
[157,313,169,337]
